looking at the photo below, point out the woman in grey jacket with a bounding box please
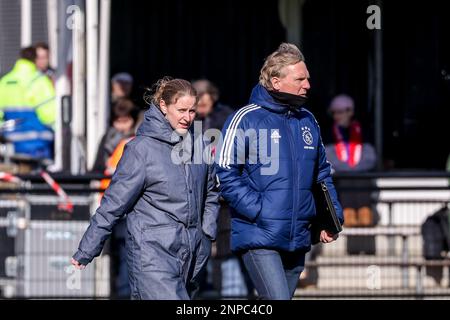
[71,78,219,300]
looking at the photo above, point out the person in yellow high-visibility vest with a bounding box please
[0,47,55,159]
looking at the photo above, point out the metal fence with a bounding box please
[0,174,109,299]
[307,172,450,300]
[202,172,450,300]
[0,172,449,299]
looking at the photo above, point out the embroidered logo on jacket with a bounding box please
[271,129,282,144]
[301,126,313,146]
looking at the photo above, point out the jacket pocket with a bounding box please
[141,224,188,273]
[255,191,265,225]
[189,232,212,285]
[197,233,212,267]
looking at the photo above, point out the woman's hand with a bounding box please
[320,230,339,243]
[71,258,86,270]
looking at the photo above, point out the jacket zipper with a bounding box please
[181,161,191,228]
[285,111,298,244]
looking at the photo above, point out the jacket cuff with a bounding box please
[202,224,217,241]
[72,250,94,266]
[204,233,216,242]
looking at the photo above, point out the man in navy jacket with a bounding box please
[215,43,343,299]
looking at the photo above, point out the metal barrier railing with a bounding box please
[292,173,450,299]
[0,171,449,299]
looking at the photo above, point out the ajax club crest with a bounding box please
[301,126,313,145]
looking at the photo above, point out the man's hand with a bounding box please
[320,230,339,243]
[71,258,86,270]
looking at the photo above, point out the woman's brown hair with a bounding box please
[144,77,198,107]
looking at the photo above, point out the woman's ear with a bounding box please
[159,100,167,115]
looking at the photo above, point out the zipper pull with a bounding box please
[286,110,292,118]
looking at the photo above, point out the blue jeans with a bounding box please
[240,249,305,300]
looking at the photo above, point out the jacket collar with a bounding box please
[13,59,37,74]
[249,84,306,114]
[136,104,184,145]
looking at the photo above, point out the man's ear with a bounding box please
[271,77,280,91]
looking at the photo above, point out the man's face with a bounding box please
[271,61,310,97]
[112,81,133,98]
[196,93,214,119]
[160,95,197,134]
[35,47,49,72]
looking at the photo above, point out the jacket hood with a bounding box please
[136,104,183,145]
[13,59,37,75]
[249,84,307,114]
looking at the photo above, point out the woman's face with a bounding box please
[332,108,354,128]
[160,95,197,134]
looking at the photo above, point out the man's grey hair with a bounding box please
[259,43,305,91]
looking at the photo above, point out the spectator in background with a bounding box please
[110,72,148,137]
[325,94,377,173]
[0,47,55,160]
[92,98,139,174]
[192,79,233,132]
[325,94,377,226]
[111,72,133,104]
[34,42,55,80]
[91,98,139,299]
[421,151,450,285]
[94,72,136,173]
[326,94,378,252]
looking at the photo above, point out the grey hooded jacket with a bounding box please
[73,104,219,299]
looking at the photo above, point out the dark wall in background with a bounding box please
[110,0,450,170]
[302,0,372,142]
[110,0,285,108]
[382,1,450,170]
[302,0,450,170]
